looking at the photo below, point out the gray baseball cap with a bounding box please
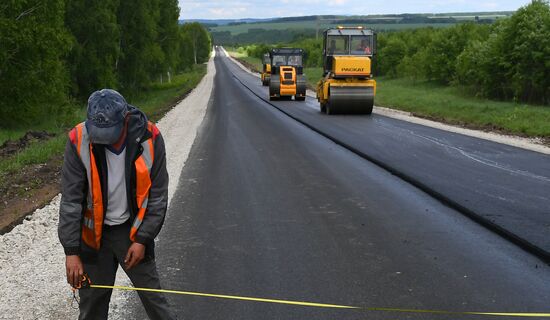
[86,89,128,145]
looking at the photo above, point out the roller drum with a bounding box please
[262,75,270,86]
[296,75,307,101]
[328,85,374,114]
[269,75,281,100]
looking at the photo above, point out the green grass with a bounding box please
[376,77,550,137]
[0,135,67,173]
[225,48,263,72]
[225,47,248,58]
[212,22,456,35]
[304,67,323,88]
[0,65,207,177]
[0,129,27,146]
[128,65,207,121]
[239,56,263,72]
[0,115,78,146]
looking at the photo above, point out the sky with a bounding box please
[178,0,533,20]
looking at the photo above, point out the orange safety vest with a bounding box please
[69,121,158,250]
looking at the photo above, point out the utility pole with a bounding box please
[316,16,320,41]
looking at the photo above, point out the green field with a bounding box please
[225,49,550,138]
[213,22,456,35]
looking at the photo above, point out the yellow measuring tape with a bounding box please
[90,284,550,317]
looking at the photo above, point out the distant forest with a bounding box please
[199,12,514,27]
[209,12,512,45]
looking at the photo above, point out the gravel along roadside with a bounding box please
[0,50,216,320]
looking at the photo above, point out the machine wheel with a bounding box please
[364,103,374,115]
[320,102,327,113]
[326,102,336,115]
[269,75,280,100]
[325,88,337,115]
[296,75,307,101]
[327,85,374,115]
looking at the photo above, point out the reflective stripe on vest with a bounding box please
[73,122,155,249]
[129,125,155,242]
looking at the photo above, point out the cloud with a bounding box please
[208,6,248,17]
[329,0,348,6]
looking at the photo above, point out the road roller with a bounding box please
[316,27,377,114]
[261,53,271,86]
[269,48,307,101]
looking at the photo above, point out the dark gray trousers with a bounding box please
[79,222,176,320]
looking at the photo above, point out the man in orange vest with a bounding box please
[58,89,176,319]
[355,39,371,55]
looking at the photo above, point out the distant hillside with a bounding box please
[181,11,513,28]
[264,12,513,22]
[210,12,513,35]
[209,11,514,45]
[179,18,274,26]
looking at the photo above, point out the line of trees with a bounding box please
[212,28,316,46]
[0,0,211,126]
[244,38,323,68]
[377,0,549,105]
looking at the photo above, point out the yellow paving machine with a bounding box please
[261,53,271,86]
[317,27,377,114]
[269,48,307,101]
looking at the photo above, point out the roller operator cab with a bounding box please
[269,48,307,101]
[261,53,271,86]
[317,27,377,114]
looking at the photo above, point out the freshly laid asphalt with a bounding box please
[229,54,550,260]
[129,49,550,319]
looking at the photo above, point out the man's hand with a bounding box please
[125,242,146,270]
[66,255,84,288]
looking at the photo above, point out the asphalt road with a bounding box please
[129,49,550,319]
[228,53,550,259]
